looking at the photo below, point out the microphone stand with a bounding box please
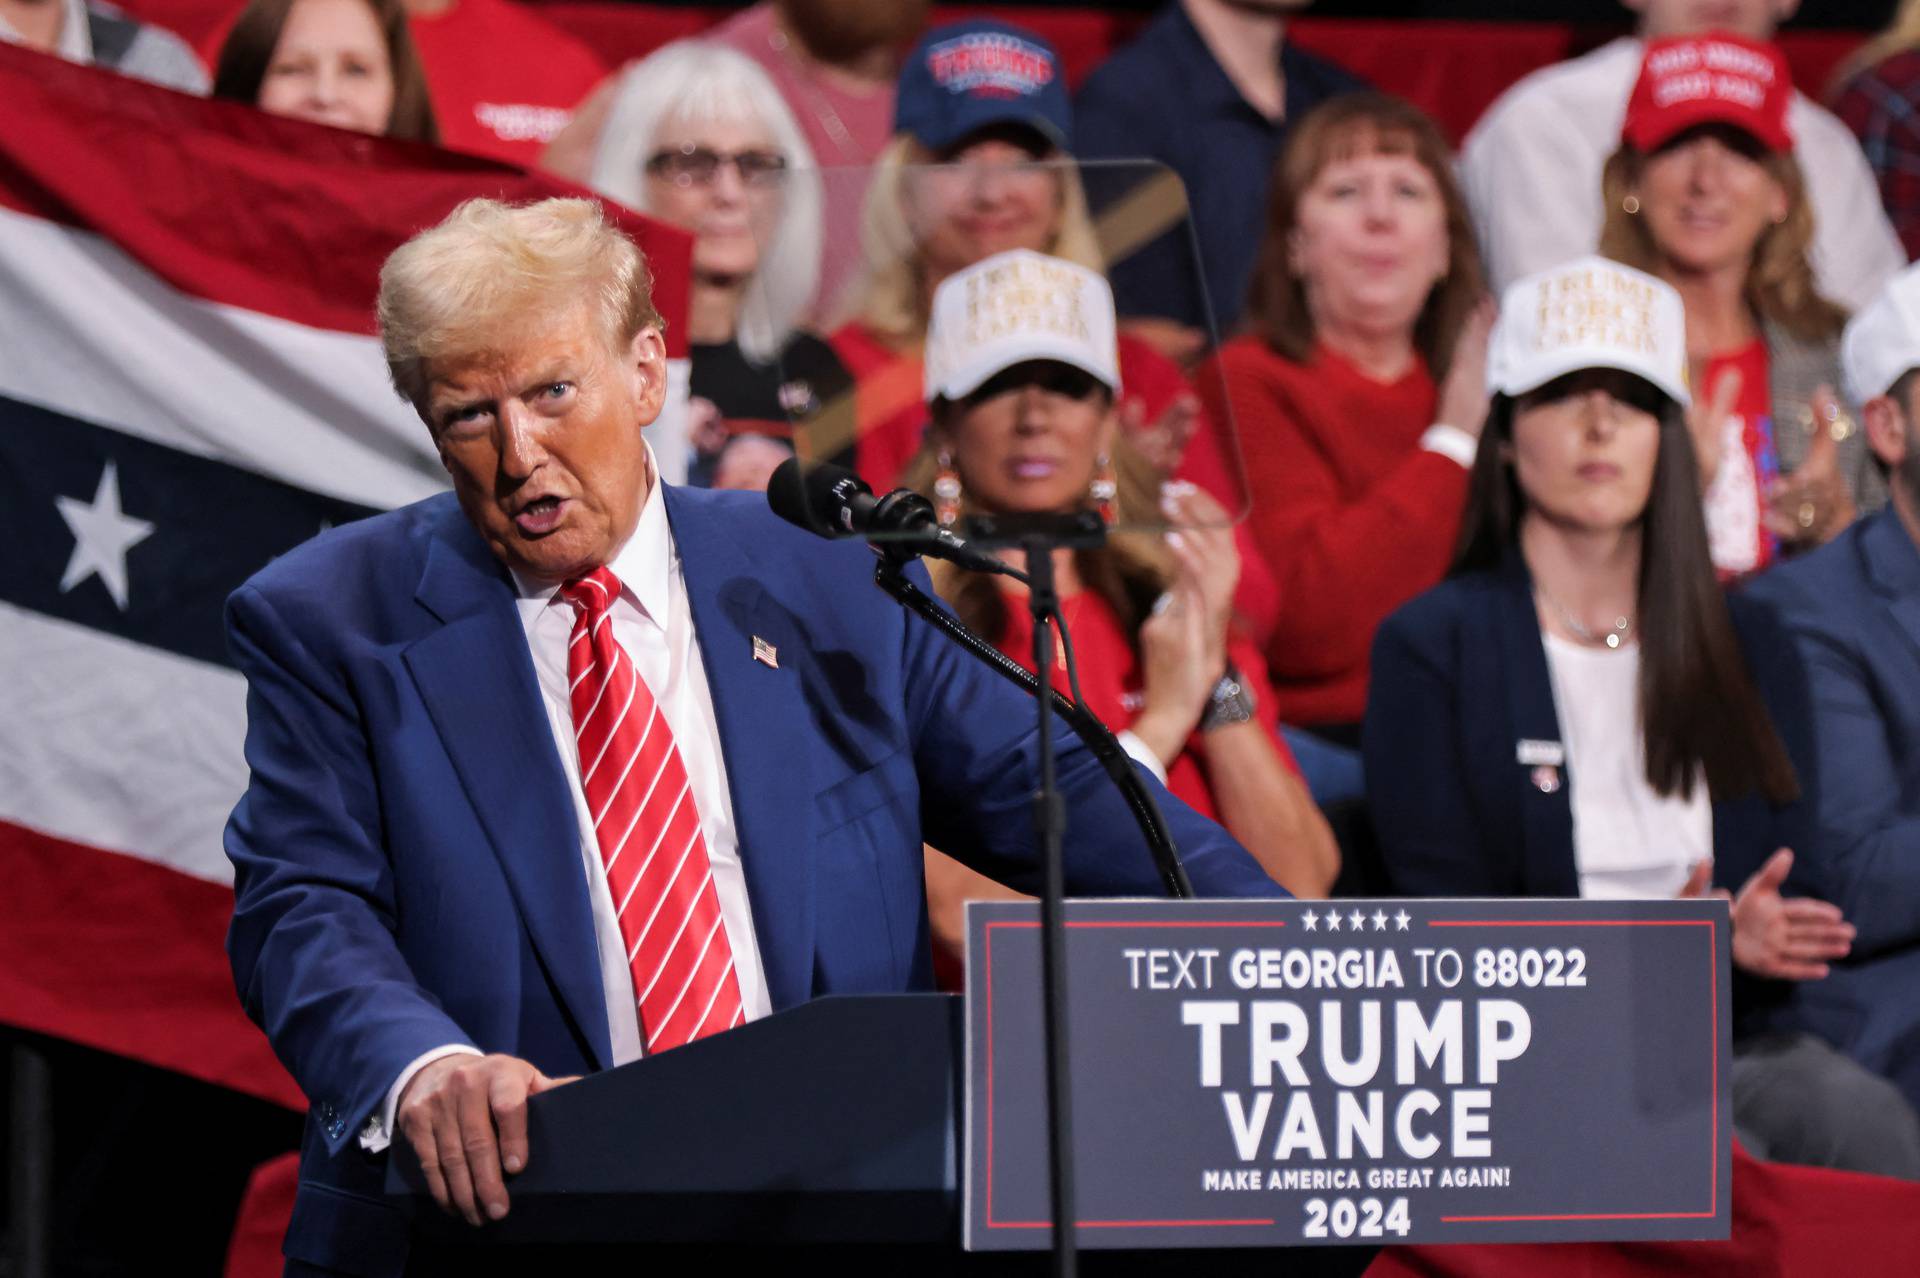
[870,513,1194,1278]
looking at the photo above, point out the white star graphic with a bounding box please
[1301,910,1318,931]
[1348,909,1366,930]
[56,461,153,611]
[1373,910,1389,931]
[1325,909,1342,931]
[1394,909,1412,931]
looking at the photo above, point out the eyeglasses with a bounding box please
[645,144,788,188]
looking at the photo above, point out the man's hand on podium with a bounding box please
[397,1053,577,1226]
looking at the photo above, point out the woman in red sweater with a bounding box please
[903,249,1338,980]
[1201,93,1493,746]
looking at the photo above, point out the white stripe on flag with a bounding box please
[0,205,698,500]
[0,601,244,885]
[0,205,442,508]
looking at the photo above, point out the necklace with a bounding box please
[1536,587,1634,650]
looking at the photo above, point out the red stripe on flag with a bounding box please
[0,820,302,1111]
[0,42,692,356]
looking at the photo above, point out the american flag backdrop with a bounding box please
[0,42,691,1110]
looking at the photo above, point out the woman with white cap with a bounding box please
[902,248,1338,982]
[1364,256,1920,1178]
[824,18,1285,654]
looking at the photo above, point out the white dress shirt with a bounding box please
[363,458,772,1150]
[1542,635,1713,900]
[1460,37,1905,312]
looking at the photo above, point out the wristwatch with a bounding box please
[1200,664,1256,732]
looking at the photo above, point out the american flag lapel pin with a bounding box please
[752,635,779,669]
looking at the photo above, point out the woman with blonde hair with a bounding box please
[585,40,849,488]
[830,17,1281,646]
[904,249,1338,980]
[1602,34,1886,578]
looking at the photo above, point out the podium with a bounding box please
[387,897,1728,1273]
[385,992,1377,1275]
[390,993,963,1245]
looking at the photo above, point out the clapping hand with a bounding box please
[1120,391,1202,476]
[1131,483,1241,762]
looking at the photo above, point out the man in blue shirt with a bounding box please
[1074,0,1363,354]
[1746,261,1920,1115]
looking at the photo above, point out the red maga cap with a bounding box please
[1622,34,1793,153]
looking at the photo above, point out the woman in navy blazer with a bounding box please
[1363,257,1920,1177]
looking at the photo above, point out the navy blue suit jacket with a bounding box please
[1361,556,1819,1028]
[223,484,1282,1276]
[1744,507,1920,1107]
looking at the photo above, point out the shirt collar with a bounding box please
[508,443,674,628]
[0,0,93,63]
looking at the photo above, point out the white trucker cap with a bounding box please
[1487,255,1690,407]
[924,248,1121,403]
[1843,260,1920,403]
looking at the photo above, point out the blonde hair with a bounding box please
[1598,145,1847,344]
[586,41,821,364]
[1829,0,1920,94]
[377,197,663,410]
[840,135,1104,348]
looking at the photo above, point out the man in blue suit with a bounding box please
[223,197,1282,1277]
[1746,261,1920,1116]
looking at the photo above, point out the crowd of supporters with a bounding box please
[12,0,1920,1210]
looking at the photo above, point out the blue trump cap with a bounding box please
[893,19,1071,153]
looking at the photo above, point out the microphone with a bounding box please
[767,457,1023,580]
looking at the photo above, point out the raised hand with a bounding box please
[1437,297,1496,438]
[1685,362,1742,491]
[1729,848,1855,982]
[1132,581,1216,765]
[1764,385,1857,546]
[1120,390,1202,476]
[1160,481,1238,663]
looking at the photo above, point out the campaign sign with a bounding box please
[963,898,1730,1250]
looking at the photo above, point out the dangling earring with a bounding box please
[934,449,962,528]
[1090,452,1118,526]
[1621,195,1641,216]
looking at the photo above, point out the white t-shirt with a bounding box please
[1460,37,1904,312]
[1542,633,1713,900]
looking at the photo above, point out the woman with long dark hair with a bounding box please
[213,0,438,144]
[1364,255,1920,1178]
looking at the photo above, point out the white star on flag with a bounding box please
[1301,910,1318,931]
[1394,909,1412,931]
[56,460,153,611]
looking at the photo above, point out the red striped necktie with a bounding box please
[560,567,743,1052]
